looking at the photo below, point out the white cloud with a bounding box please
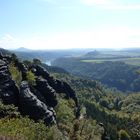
[1,27,140,50]
[0,34,24,50]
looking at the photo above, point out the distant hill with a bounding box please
[122,48,140,52]
[14,47,31,52]
[85,50,100,56]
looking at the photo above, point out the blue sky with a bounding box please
[0,0,140,50]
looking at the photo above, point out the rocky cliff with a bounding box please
[0,49,79,126]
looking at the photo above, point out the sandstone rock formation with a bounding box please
[19,81,56,125]
[31,65,78,106]
[0,50,79,125]
[0,59,19,105]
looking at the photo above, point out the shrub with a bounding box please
[26,71,36,86]
[0,117,48,140]
[0,102,20,118]
[55,99,75,126]
[118,130,131,140]
[8,63,22,87]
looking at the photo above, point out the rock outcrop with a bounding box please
[0,59,19,105]
[31,65,78,106]
[0,50,79,125]
[19,81,56,125]
[35,77,57,107]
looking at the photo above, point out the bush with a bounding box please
[0,102,20,118]
[8,63,22,87]
[55,99,75,126]
[26,71,36,86]
[118,130,131,140]
[0,117,48,140]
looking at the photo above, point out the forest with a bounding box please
[0,48,140,140]
[52,50,140,92]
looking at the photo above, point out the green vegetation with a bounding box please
[118,130,131,140]
[81,57,140,66]
[0,102,20,118]
[8,63,22,87]
[55,99,75,126]
[82,59,104,63]
[0,117,48,140]
[0,102,49,140]
[26,70,36,86]
[53,58,140,92]
[52,72,140,140]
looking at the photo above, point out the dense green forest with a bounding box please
[51,72,140,140]
[52,57,140,92]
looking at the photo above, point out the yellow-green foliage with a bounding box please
[26,71,36,86]
[55,98,75,126]
[8,63,22,87]
[0,117,67,140]
[46,126,64,140]
[118,130,131,140]
[0,117,48,140]
[0,102,20,118]
[70,119,101,140]
[0,102,63,140]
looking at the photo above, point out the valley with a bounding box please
[0,48,140,140]
[52,49,140,93]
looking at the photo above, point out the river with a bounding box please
[45,60,51,66]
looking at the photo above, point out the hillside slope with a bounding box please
[52,57,140,92]
[0,50,104,140]
[49,70,140,140]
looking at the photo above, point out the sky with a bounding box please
[0,0,140,50]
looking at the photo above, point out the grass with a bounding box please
[82,60,104,63]
[81,57,140,66]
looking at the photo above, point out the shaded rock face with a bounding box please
[19,81,56,125]
[0,60,19,105]
[0,51,12,64]
[35,77,58,107]
[31,65,50,78]
[32,65,78,106]
[32,65,80,118]
[55,80,78,106]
